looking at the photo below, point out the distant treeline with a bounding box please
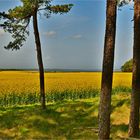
[0,69,122,72]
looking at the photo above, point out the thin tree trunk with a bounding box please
[128,0,140,137]
[99,0,117,139]
[33,10,46,109]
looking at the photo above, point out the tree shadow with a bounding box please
[111,98,130,113]
[112,124,128,133]
[0,100,134,139]
[0,101,99,139]
[110,123,129,139]
[0,132,14,139]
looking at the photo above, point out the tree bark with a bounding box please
[99,0,117,139]
[33,10,46,109]
[128,0,140,137]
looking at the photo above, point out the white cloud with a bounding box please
[0,29,5,36]
[43,31,56,37]
[72,34,82,39]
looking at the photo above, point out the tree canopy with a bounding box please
[0,0,73,50]
[121,59,132,72]
[117,0,132,7]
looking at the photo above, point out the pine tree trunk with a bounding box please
[99,0,117,139]
[128,0,140,137]
[33,10,46,109]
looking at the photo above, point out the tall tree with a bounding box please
[129,0,140,137]
[98,0,131,139]
[98,0,117,139]
[0,0,73,109]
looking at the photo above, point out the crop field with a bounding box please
[0,71,132,139]
[0,71,132,106]
[0,71,132,93]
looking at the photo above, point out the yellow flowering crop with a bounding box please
[0,71,132,94]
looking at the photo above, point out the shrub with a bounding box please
[121,59,132,72]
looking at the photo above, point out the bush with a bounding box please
[121,59,132,72]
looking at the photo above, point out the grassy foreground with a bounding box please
[0,93,130,139]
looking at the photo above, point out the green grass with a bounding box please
[0,91,132,139]
[0,100,98,139]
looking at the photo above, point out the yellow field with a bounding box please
[0,71,132,94]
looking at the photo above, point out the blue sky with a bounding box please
[0,0,133,70]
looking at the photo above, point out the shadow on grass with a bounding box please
[0,99,134,139]
[112,124,140,139]
[112,124,128,133]
[0,101,98,139]
[0,132,14,139]
[111,98,130,113]
[110,124,129,139]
